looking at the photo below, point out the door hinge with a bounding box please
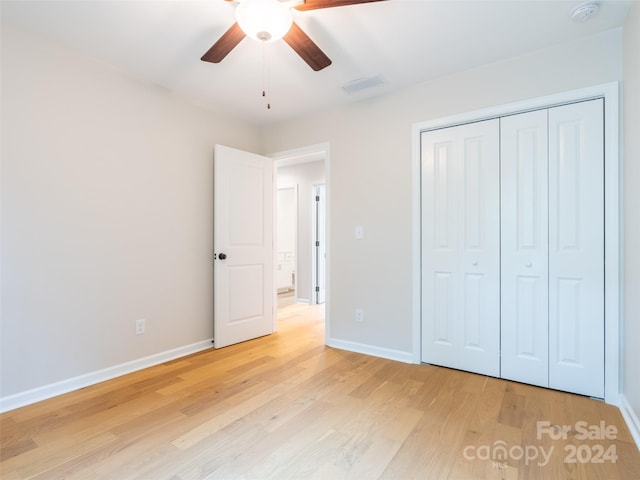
[316,241,320,247]
[315,286,320,292]
[316,195,320,202]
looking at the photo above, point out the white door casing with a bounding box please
[421,119,501,377]
[500,109,550,387]
[214,145,274,349]
[548,99,604,398]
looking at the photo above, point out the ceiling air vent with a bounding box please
[341,74,386,94]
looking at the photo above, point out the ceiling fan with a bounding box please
[201,0,387,72]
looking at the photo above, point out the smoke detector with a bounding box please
[570,2,600,22]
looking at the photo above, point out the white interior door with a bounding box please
[214,144,274,348]
[500,109,549,387]
[548,99,604,397]
[421,119,501,377]
[313,185,326,304]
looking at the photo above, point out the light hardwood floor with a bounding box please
[1,303,639,479]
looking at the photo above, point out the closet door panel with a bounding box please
[500,110,549,387]
[422,131,460,367]
[548,99,604,398]
[458,129,501,375]
[422,120,500,376]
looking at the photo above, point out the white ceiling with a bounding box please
[1,0,632,124]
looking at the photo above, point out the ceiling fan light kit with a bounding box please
[235,0,293,42]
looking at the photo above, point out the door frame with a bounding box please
[411,82,620,405]
[270,142,330,342]
[311,184,326,305]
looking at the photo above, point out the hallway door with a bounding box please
[214,145,274,348]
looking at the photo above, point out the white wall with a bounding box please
[261,29,623,355]
[1,18,632,421]
[277,187,296,254]
[277,161,325,303]
[276,187,296,291]
[623,4,640,432]
[0,23,260,400]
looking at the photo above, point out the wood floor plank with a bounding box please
[497,388,526,428]
[8,431,117,479]
[0,417,38,461]
[171,381,288,450]
[379,389,477,479]
[1,302,639,479]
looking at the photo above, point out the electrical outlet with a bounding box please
[355,309,364,323]
[135,319,146,335]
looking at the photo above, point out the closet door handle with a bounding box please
[525,261,533,268]
[471,260,478,266]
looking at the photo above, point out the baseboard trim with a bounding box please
[0,339,213,413]
[327,337,413,364]
[619,394,640,451]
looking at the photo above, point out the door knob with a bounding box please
[472,260,478,266]
[218,253,227,260]
[525,261,533,268]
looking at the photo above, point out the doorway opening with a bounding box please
[272,144,328,335]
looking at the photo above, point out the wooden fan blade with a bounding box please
[294,0,386,11]
[201,23,246,63]
[283,22,332,71]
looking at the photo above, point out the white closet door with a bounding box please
[548,99,604,397]
[500,110,549,387]
[421,119,500,377]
